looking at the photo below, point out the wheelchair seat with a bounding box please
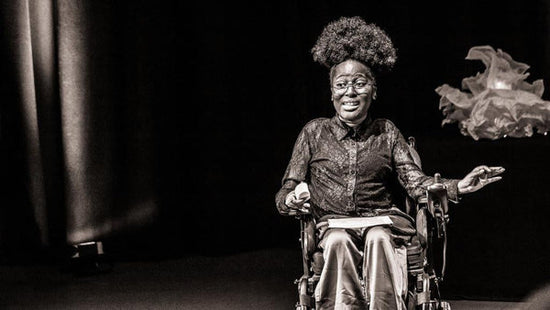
[288,137,452,310]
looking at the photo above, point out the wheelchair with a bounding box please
[287,137,452,310]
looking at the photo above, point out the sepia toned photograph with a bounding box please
[0,0,549,309]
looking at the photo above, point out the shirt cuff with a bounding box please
[446,179,461,203]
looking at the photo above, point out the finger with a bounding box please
[489,166,505,176]
[293,197,306,204]
[475,170,487,177]
[477,176,501,189]
[472,165,489,175]
[475,165,497,180]
[288,193,300,203]
[479,166,492,175]
[473,169,488,179]
[286,193,298,207]
[286,200,297,209]
[298,203,311,213]
[484,176,502,185]
[288,203,304,211]
[286,192,296,202]
[476,165,489,172]
[288,196,307,209]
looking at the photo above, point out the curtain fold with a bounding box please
[57,0,119,244]
[6,0,50,246]
[1,0,158,249]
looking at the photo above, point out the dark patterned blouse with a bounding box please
[275,115,459,221]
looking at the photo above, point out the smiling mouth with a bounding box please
[342,101,360,110]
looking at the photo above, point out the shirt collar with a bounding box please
[331,115,373,140]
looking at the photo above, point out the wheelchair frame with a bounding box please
[288,137,452,310]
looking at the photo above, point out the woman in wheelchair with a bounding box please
[275,16,504,310]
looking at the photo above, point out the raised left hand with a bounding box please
[458,165,505,194]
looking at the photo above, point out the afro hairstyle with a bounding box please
[311,16,397,74]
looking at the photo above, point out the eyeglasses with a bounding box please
[332,80,374,94]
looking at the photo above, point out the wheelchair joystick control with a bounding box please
[434,173,441,184]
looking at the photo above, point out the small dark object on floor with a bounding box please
[65,241,113,276]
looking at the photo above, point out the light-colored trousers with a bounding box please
[314,226,409,310]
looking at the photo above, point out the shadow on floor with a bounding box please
[0,248,543,309]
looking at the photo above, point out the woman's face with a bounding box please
[330,59,376,126]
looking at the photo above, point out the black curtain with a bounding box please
[0,0,166,257]
[1,0,549,301]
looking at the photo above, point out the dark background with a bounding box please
[1,0,549,302]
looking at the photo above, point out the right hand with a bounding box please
[285,191,310,213]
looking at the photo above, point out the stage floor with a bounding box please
[0,248,536,309]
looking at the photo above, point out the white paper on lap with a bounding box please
[327,216,393,229]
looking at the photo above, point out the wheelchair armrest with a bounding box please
[293,212,318,279]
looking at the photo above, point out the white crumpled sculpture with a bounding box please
[436,45,550,140]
